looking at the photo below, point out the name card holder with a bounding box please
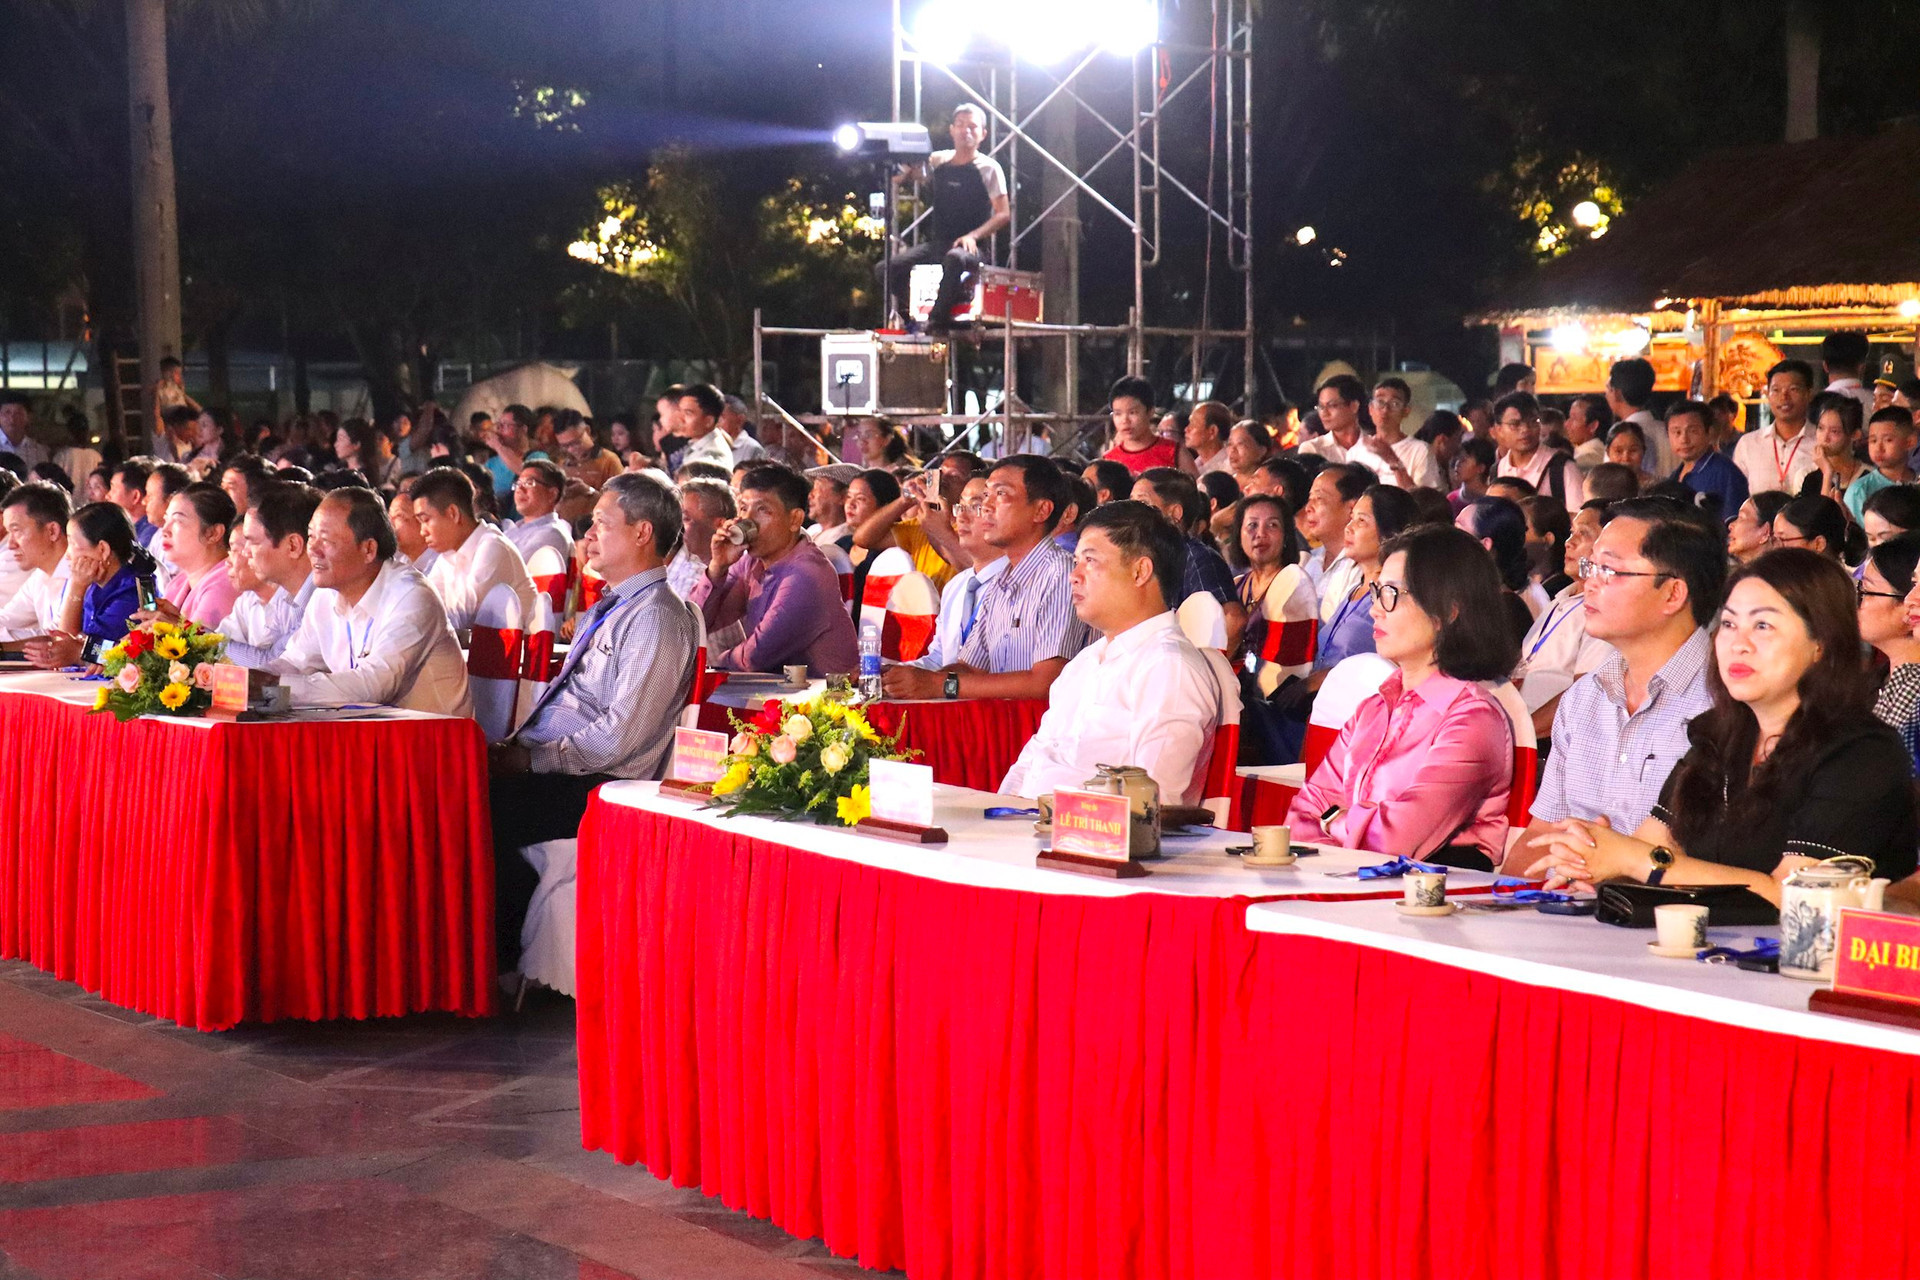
[856,759,948,844]
[659,727,728,801]
[203,664,263,722]
[1037,788,1147,879]
[1808,908,1920,1031]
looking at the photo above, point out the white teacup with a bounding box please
[1654,903,1709,953]
[1404,869,1447,909]
[1247,826,1294,864]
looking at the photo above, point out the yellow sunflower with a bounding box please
[155,634,189,661]
[157,682,192,710]
[151,620,179,638]
[712,761,751,796]
[92,686,110,710]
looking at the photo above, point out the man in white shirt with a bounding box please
[911,476,1005,670]
[221,484,320,667]
[1296,376,1396,484]
[1359,376,1441,488]
[261,488,471,717]
[413,466,537,636]
[0,394,49,474]
[1731,359,1820,495]
[1298,464,1367,613]
[1603,358,1673,478]
[0,482,71,644]
[1492,392,1583,513]
[387,485,438,577]
[668,477,733,600]
[806,464,857,548]
[1820,331,1876,416]
[1184,401,1235,476]
[720,395,766,464]
[506,459,574,568]
[676,384,736,472]
[1566,394,1611,471]
[1001,500,1221,806]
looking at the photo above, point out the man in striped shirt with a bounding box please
[882,454,1089,700]
[489,470,700,966]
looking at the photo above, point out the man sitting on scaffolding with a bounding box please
[880,103,1011,336]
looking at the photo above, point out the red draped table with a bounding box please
[0,670,496,1031]
[574,782,1508,1280]
[697,677,1048,792]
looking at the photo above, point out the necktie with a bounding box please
[957,575,983,646]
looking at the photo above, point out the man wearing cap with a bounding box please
[807,463,857,551]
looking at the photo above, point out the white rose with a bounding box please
[782,713,814,743]
[820,743,851,775]
[168,662,192,685]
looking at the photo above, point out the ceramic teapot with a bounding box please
[1779,855,1888,981]
[1081,764,1161,859]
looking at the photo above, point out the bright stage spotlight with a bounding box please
[1100,1,1159,55]
[911,2,975,65]
[832,121,933,159]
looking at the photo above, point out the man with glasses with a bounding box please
[882,454,1088,700]
[1501,497,1726,874]
[1297,375,1397,485]
[907,476,1003,671]
[506,460,574,568]
[1358,376,1440,488]
[1491,391,1583,513]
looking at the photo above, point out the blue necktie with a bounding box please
[957,575,983,646]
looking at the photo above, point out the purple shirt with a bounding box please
[692,539,859,677]
[1287,670,1514,866]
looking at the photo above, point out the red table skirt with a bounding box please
[698,696,1049,793]
[577,795,1920,1280]
[0,691,497,1031]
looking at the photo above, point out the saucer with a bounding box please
[1241,855,1298,869]
[1395,902,1456,917]
[1646,941,1702,959]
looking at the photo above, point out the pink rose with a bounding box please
[116,665,143,694]
[730,731,760,757]
[768,735,797,765]
[193,663,218,690]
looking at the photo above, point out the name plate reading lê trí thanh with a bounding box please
[659,727,728,798]
[1808,909,1920,1030]
[1038,788,1146,878]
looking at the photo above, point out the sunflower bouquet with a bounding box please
[90,619,231,722]
[707,690,913,827]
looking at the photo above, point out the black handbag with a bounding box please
[1594,881,1780,929]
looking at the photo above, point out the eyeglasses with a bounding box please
[1577,557,1672,586]
[1858,582,1905,603]
[1370,396,1407,411]
[1368,581,1404,613]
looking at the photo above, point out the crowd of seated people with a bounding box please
[1,338,1918,963]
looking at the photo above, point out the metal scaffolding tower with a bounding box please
[753,0,1256,455]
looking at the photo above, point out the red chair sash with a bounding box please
[862,574,903,610]
[467,625,523,680]
[881,611,936,663]
[1301,721,1340,779]
[521,629,557,682]
[1261,618,1318,667]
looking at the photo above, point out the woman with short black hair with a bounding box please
[1287,525,1520,869]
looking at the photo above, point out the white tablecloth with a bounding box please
[1245,896,1920,1057]
[597,779,1504,901]
[0,669,457,726]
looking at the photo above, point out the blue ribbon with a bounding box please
[1355,856,1451,880]
[1698,937,1780,964]
[1491,876,1577,905]
[984,807,1042,819]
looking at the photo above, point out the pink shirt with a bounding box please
[166,558,240,630]
[1287,670,1515,867]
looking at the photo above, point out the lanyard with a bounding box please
[1772,431,1805,488]
[1524,596,1580,663]
[572,578,661,653]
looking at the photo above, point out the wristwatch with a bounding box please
[1647,845,1676,885]
[943,670,961,700]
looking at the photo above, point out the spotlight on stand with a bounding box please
[832,121,933,160]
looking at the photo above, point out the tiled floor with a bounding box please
[0,962,888,1280]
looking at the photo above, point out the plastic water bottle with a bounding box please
[858,618,884,700]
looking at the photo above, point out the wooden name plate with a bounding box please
[1036,848,1149,879]
[657,779,715,801]
[854,816,950,845]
